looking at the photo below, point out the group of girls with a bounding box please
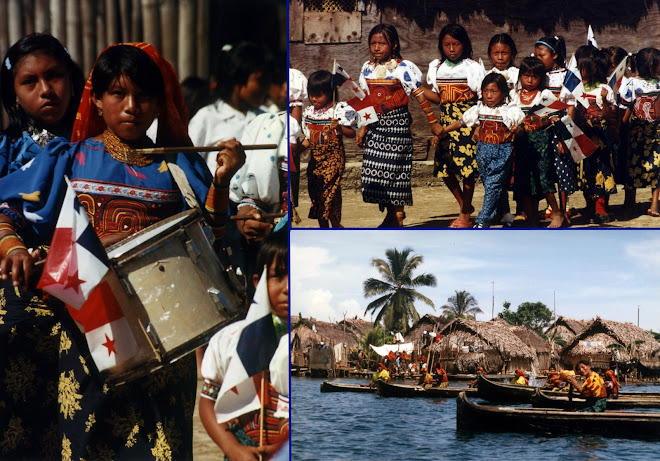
[300,22,660,228]
[0,33,288,460]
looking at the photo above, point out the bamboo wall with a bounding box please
[290,0,660,161]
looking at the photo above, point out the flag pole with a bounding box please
[259,369,266,460]
[332,59,337,119]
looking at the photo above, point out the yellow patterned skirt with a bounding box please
[433,101,479,180]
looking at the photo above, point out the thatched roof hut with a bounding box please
[291,316,362,350]
[338,318,374,339]
[404,314,448,352]
[509,325,551,371]
[545,316,590,344]
[429,318,539,375]
[560,317,660,375]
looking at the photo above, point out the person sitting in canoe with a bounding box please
[433,362,449,388]
[604,369,621,399]
[562,360,608,412]
[418,364,435,388]
[511,369,529,385]
[541,366,566,391]
[467,366,485,388]
[370,362,391,387]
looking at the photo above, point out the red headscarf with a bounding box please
[605,369,621,389]
[72,42,191,148]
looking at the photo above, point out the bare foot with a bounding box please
[547,212,564,228]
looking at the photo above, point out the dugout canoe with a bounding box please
[456,391,660,439]
[531,388,660,410]
[320,380,376,393]
[376,380,478,398]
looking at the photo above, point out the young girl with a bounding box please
[511,56,563,227]
[535,35,576,227]
[435,73,524,228]
[0,43,244,459]
[200,229,289,460]
[426,23,485,228]
[301,70,356,227]
[355,24,425,228]
[0,32,84,460]
[621,47,660,216]
[487,33,519,90]
[574,45,617,223]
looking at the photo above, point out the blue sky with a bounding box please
[291,229,660,333]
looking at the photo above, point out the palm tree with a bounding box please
[363,247,436,333]
[441,290,483,320]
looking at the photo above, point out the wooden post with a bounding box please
[50,0,66,42]
[21,0,34,35]
[81,0,96,74]
[95,1,106,58]
[65,0,81,65]
[8,0,24,45]
[34,0,49,33]
[159,0,178,67]
[141,0,160,51]
[177,0,195,79]
[105,0,119,45]
[130,0,142,42]
[118,0,131,42]
[195,0,209,77]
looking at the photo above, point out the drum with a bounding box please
[104,209,243,384]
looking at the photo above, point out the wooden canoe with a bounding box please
[456,391,660,439]
[320,380,376,393]
[376,380,477,398]
[531,388,660,410]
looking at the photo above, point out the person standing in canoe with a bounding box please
[563,360,608,412]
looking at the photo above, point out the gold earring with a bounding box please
[97,108,102,116]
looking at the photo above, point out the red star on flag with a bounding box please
[364,113,372,120]
[64,269,84,292]
[102,333,117,356]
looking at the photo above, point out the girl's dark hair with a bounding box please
[368,24,402,59]
[602,46,628,73]
[518,57,547,90]
[576,45,609,84]
[634,48,660,80]
[535,35,567,68]
[488,33,517,65]
[1,33,84,138]
[481,72,509,102]
[91,45,164,100]
[181,76,211,119]
[213,42,270,102]
[255,229,288,279]
[438,23,473,62]
[307,70,336,100]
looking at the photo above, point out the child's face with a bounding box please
[370,33,393,63]
[266,257,288,320]
[238,71,268,109]
[490,43,513,71]
[13,51,72,128]
[482,82,505,107]
[309,91,330,110]
[92,75,160,142]
[520,71,542,92]
[534,45,558,71]
[442,34,464,62]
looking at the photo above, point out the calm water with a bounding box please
[291,377,660,460]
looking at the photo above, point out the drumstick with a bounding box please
[229,212,286,221]
[129,144,278,155]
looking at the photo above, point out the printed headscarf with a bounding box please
[72,42,191,148]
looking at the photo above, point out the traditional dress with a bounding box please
[461,101,525,227]
[358,58,422,206]
[0,42,218,460]
[551,68,579,193]
[575,83,617,198]
[621,77,660,189]
[428,57,485,180]
[301,102,356,221]
[487,66,519,90]
[577,370,608,412]
[511,88,558,198]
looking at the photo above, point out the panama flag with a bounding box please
[213,267,283,423]
[556,114,598,162]
[346,94,378,127]
[607,56,628,93]
[332,60,366,100]
[587,25,598,48]
[528,92,570,117]
[37,177,137,371]
[562,54,590,109]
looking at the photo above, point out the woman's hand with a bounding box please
[430,123,444,137]
[235,206,274,244]
[330,118,339,130]
[0,248,35,290]
[355,126,367,148]
[213,138,246,187]
[557,140,568,155]
[430,135,440,148]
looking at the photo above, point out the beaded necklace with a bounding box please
[102,130,154,167]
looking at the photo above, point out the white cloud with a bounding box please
[290,245,336,281]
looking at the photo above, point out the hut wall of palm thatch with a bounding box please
[404,314,448,356]
[430,318,539,375]
[290,316,364,367]
[560,318,660,375]
[510,325,551,371]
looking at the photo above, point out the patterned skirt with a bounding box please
[0,281,62,460]
[307,137,345,220]
[57,314,197,460]
[361,106,413,206]
[580,119,617,196]
[513,129,557,197]
[627,119,660,189]
[433,101,479,179]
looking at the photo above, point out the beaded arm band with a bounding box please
[205,184,230,239]
[412,87,438,126]
[0,221,27,258]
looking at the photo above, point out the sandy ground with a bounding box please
[292,171,660,229]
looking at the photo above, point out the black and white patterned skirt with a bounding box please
[361,106,413,206]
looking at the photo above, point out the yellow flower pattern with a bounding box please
[434,101,479,179]
[628,121,660,188]
[150,422,173,461]
[59,370,83,419]
[0,416,27,453]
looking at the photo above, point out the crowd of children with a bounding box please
[294,23,660,228]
